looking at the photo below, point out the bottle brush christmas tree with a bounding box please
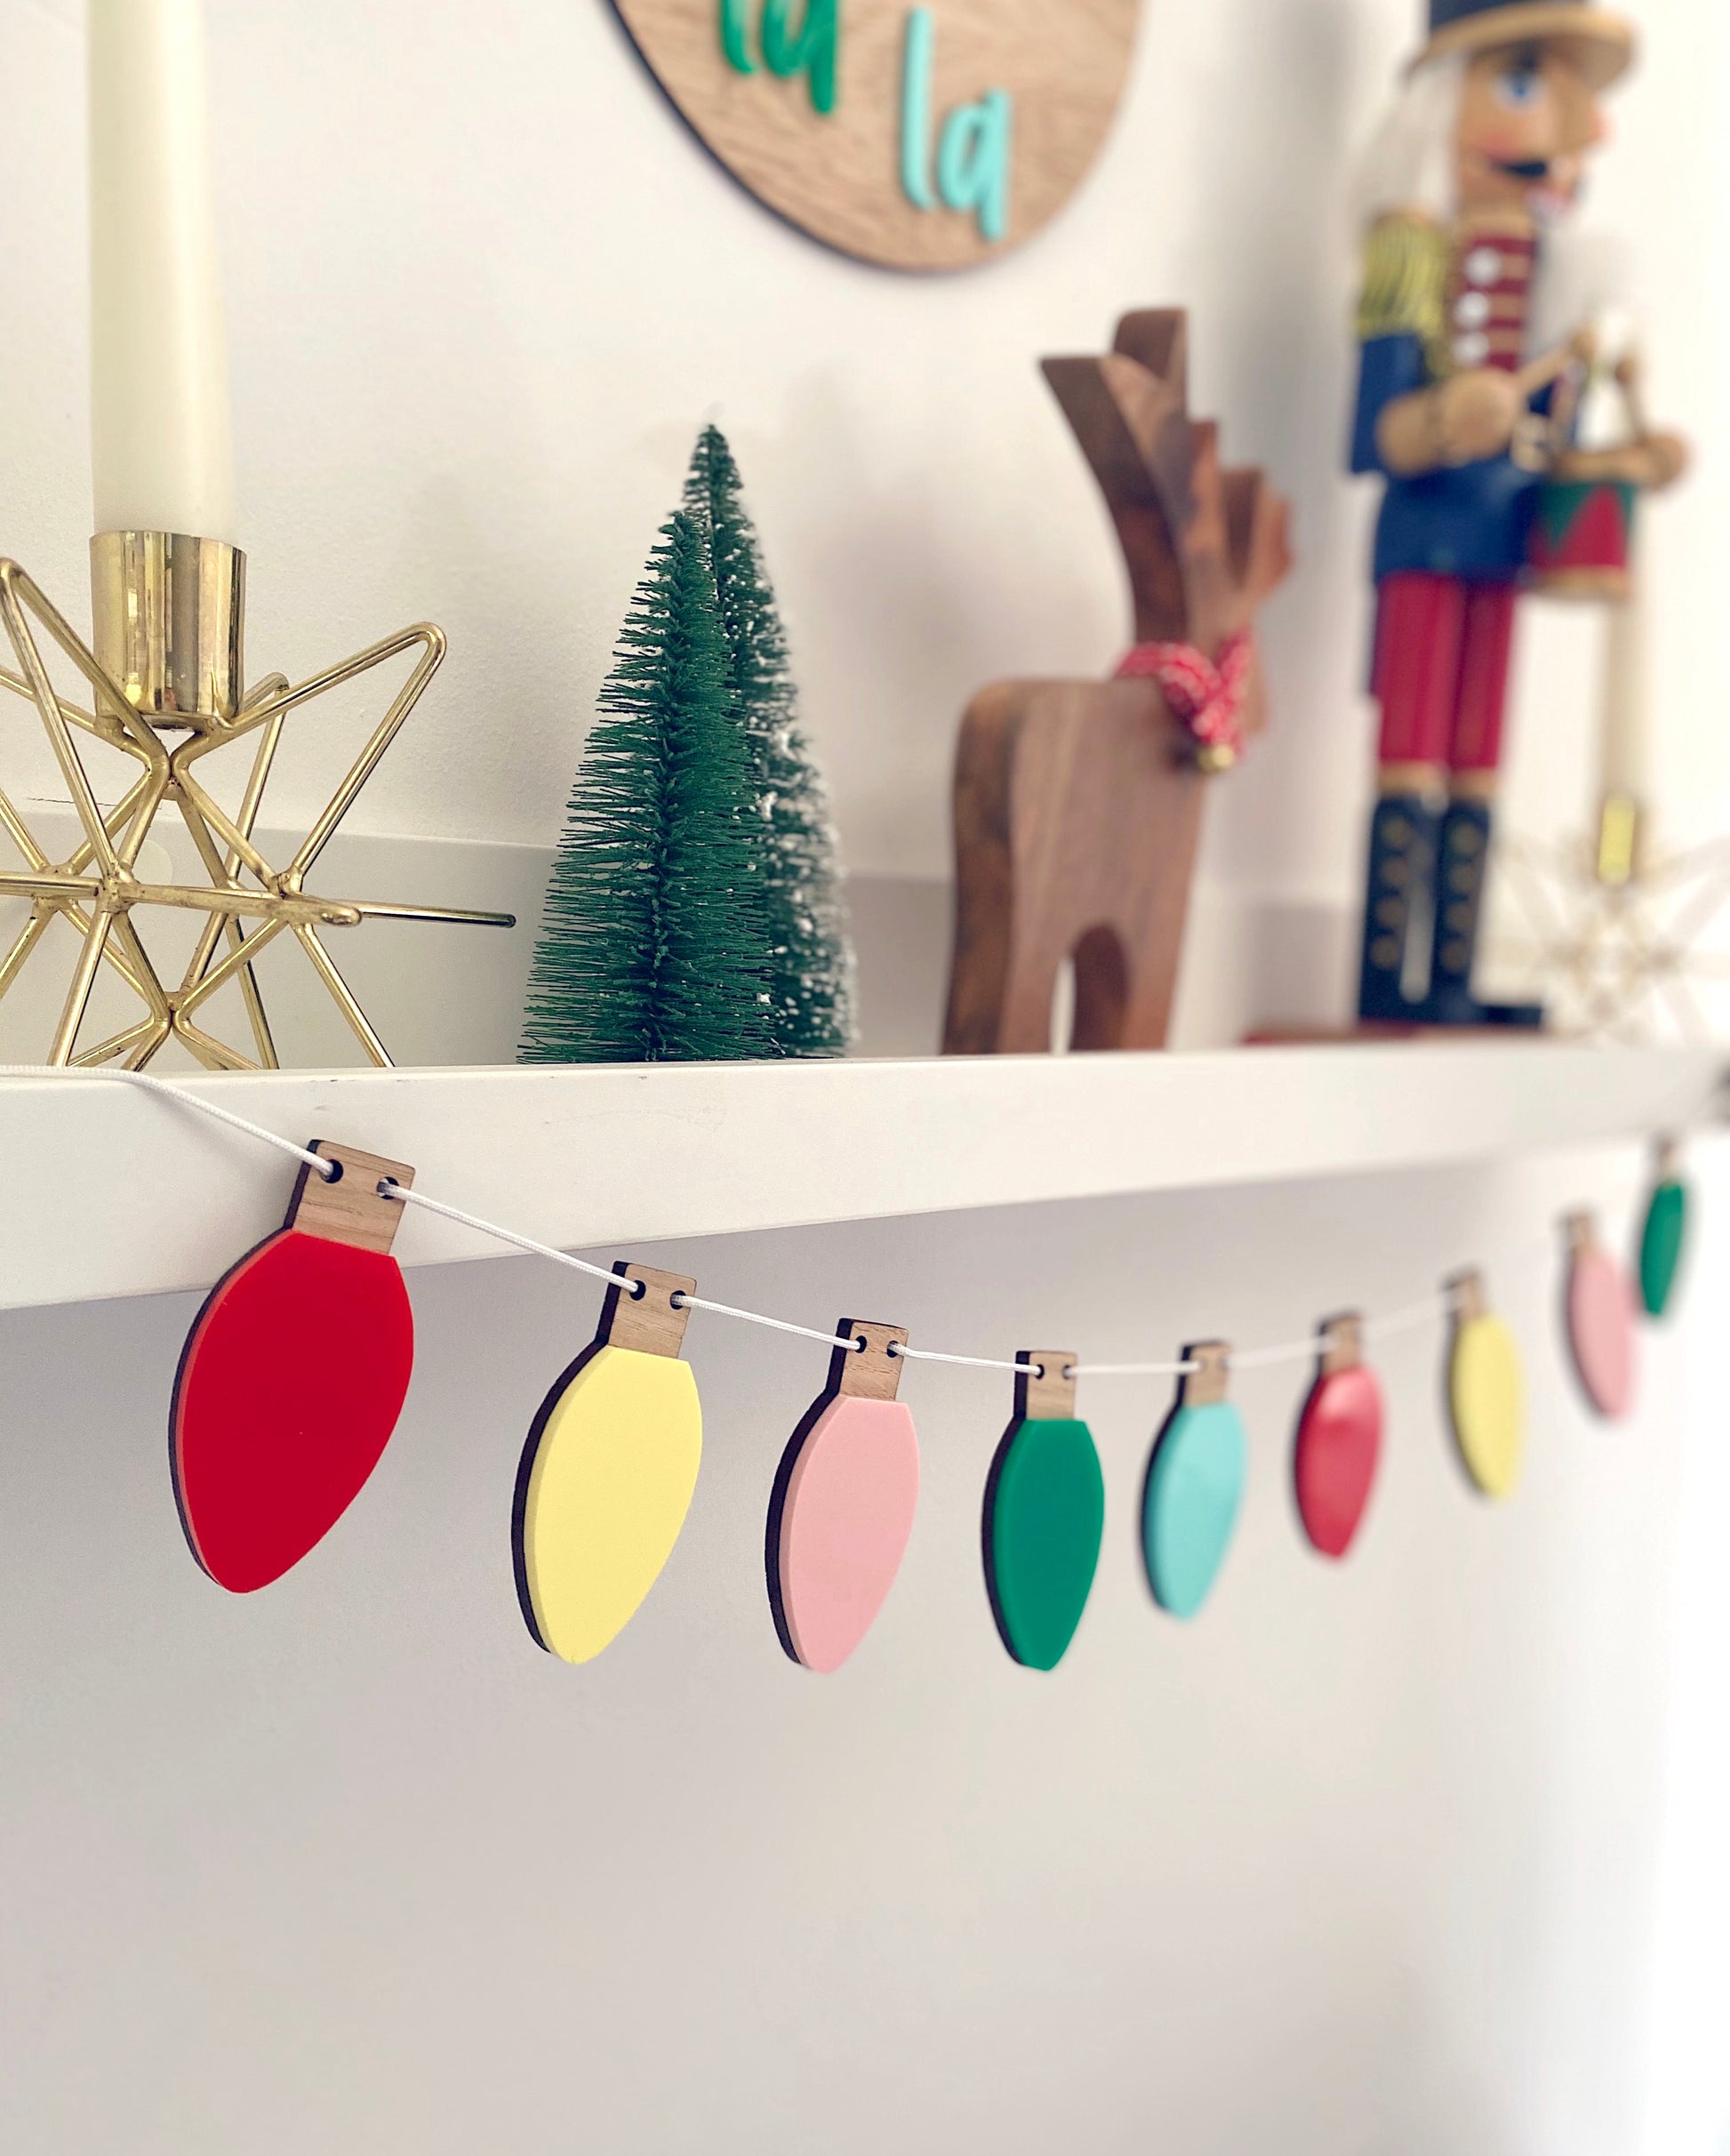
[518,511,776,1063]
[683,425,855,1057]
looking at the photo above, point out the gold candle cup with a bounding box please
[90,529,244,726]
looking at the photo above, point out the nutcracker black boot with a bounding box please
[1357,791,1439,1023]
[1421,795,1544,1029]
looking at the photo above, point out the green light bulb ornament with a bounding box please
[1638,1142,1691,1322]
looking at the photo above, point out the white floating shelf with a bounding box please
[0,1044,1720,1313]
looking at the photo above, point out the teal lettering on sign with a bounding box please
[899,6,936,209]
[714,0,1018,242]
[720,0,839,116]
[900,8,1015,242]
[718,0,756,73]
[936,86,1013,242]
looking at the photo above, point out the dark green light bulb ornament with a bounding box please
[982,1351,1104,1672]
[1638,1143,1690,1321]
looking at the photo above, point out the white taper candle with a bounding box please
[1598,560,1649,805]
[88,0,236,542]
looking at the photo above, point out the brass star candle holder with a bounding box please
[0,532,514,1070]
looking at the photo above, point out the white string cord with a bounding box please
[1071,1358,1205,1380]
[0,1063,1654,1391]
[377,1182,620,1288]
[892,1344,1042,1374]
[1362,1293,1454,1343]
[671,1292,861,1353]
[1226,1335,1334,1374]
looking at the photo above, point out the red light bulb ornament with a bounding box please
[1293,1314,1383,1561]
[513,1264,703,1664]
[767,1321,920,1674]
[171,1142,417,1592]
[1564,1212,1638,1421]
[983,1351,1104,1671]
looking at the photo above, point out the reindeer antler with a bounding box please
[1043,309,1293,658]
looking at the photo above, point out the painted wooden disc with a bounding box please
[1141,1399,1247,1619]
[1639,1179,1688,1319]
[1567,1243,1638,1421]
[171,1228,415,1593]
[982,1416,1104,1671]
[1448,1313,1524,1498]
[768,1396,920,1673]
[1293,1365,1384,1561]
[514,1342,702,1664]
[611,0,1142,272]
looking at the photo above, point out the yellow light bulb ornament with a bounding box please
[1446,1270,1525,1500]
[513,1264,703,1663]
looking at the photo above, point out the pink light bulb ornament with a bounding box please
[766,1321,920,1675]
[1565,1213,1638,1422]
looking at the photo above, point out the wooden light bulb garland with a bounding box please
[28,1071,1709,1664]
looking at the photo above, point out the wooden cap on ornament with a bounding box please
[293,1141,416,1254]
[1318,1313,1365,1375]
[1179,1340,1231,1406]
[1566,1210,1611,1258]
[1448,1269,1488,1324]
[832,1322,909,1402]
[1016,1350,1078,1422]
[601,1264,695,1357]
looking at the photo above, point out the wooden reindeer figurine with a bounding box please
[942,310,1293,1054]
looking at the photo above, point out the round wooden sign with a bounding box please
[610,0,1144,271]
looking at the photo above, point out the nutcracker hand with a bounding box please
[1637,430,1690,492]
[1375,368,1526,476]
[1433,369,1526,464]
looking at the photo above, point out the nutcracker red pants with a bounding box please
[1372,573,1518,777]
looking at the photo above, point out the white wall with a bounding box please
[3,3,1730,2150]
[1,0,1725,896]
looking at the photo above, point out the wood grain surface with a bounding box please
[943,310,1293,1054]
[944,675,1209,1054]
[611,0,1141,270]
[294,1142,416,1256]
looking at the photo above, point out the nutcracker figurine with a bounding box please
[1350,0,1684,1028]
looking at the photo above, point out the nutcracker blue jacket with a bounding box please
[1352,329,1540,586]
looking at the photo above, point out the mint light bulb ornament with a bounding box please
[1142,1342,1248,1620]
[88,0,237,542]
